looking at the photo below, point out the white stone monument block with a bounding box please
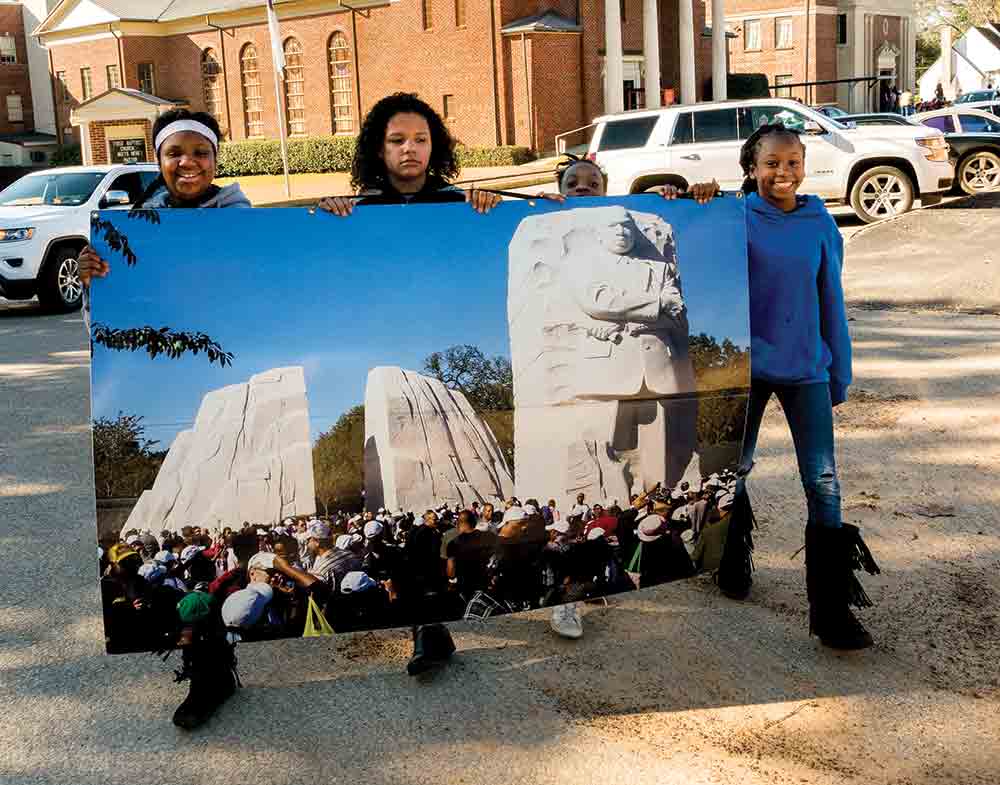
[123,366,315,535]
[364,366,514,513]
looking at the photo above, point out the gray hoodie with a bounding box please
[141,181,251,209]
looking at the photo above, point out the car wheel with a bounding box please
[37,245,83,313]
[849,166,915,223]
[958,151,1000,195]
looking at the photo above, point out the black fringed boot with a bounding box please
[407,623,456,676]
[172,636,239,730]
[716,485,756,600]
[805,523,881,650]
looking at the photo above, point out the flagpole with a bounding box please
[266,0,291,199]
[271,64,292,199]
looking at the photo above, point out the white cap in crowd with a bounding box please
[154,550,177,566]
[545,519,570,534]
[364,521,383,539]
[248,552,276,572]
[307,519,331,539]
[335,534,354,551]
[340,571,377,594]
[586,527,606,540]
[502,506,527,524]
[180,544,205,564]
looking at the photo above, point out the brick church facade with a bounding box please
[36,0,717,155]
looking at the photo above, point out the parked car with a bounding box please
[839,113,918,126]
[0,164,159,311]
[955,89,999,105]
[913,107,1000,194]
[814,105,849,119]
[586,98,954,223]
[956,100,1000,118]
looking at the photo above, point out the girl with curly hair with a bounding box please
[318,92,499,214]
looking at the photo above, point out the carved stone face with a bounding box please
[598,218,635,255]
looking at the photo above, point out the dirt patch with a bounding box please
[334,630,411,663]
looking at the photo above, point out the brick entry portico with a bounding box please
[70,88,184,165]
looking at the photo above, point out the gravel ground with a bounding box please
[1,202,998,784]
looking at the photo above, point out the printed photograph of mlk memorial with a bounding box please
[90,196,750,653]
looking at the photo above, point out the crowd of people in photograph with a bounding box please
[99,471,742,653]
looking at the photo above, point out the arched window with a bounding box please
[240,44,263,138]
[283,37,305,136]
[201,48,224,129]
[328,32,353,134]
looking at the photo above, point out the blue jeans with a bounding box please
[739,380,842,529]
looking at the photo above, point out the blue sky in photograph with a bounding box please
[90,195,749,449]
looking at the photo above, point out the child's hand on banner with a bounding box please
[77,245,109,284]
[688,180,720,204]
[466,189,502,214]
[316,196,356,217]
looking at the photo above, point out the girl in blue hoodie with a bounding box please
[693,123,879,650]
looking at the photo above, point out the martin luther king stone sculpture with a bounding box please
[508,204,699,508]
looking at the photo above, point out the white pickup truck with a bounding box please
[586,98,954,223]
[0,164,160,312]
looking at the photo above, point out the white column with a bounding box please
[711,0,727,100]
[940,25,953,97]
[643,0,662,107]
[79,122,92,166]
[605,0,624,113]
[678,0,696,103]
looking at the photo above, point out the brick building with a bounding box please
[0,2,35,136]
[708,0,918,112]
[34,0,719,156]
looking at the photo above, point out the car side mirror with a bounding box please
[802,120,825,135]
[101,189,131,207]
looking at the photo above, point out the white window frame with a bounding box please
[0,35,16,65]
[138,62,155,95]
[6,93,22,122]
[744,19,761,52]
[775,17,793,50]
[774,75,794,98]
[836,13,849,47]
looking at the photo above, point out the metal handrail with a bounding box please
[554,123,597,155]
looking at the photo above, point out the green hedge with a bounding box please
[216,135,534,177]
[50,145,82,167]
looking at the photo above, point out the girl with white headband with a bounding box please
[79,110,250,734]
[78,109,250,284]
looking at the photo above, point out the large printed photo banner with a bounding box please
[90,196,750,654]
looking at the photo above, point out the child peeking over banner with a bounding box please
[688,123,881,652]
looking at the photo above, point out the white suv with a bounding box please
[0,164,160,312]
[586,98,954,223]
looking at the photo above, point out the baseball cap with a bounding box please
[177,590,214,624]
[221,583,273,629]
[717,493,735,510]
[335,534,353,550]
[523,503,538,516]
[586,527,606,540]
[153,549,177,566]
[545,519,571,534]
[248,552,276,572]
[364,520,383,538]
[307,519,331,539]
[138,563,166,583]
[108,543,140,565]
[125,534,141,547]
[502,506,527,524]
[340,571,376,594]
[180,544,205,564]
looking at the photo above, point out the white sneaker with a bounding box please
[550,602,584,639]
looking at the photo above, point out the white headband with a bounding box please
[154,120,219,154]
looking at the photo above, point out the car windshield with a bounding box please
[0,172,106,207]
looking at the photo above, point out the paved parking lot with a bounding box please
[1,197,997,785]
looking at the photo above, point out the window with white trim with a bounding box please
[774,75,794,98]
[837,14,848,46]
[201,48,223,125]
[240,44,264,138]
[283,37,306,136]
[775,17,793,49]
[744,19,761,51]
[328,32,353,133]
[80,67,92,100]
[6,93,22,122]
[137,62,155,95]
[106,64,121,89]
[0,36,16,64]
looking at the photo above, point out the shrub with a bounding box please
[216,135,534,177]
[50,145,82,167]
[701,73,772,101]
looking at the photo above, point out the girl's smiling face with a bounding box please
[750,134,806,211]
[159,131,217,202]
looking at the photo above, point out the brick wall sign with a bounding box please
[108,137,147,164]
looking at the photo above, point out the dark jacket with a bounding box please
[356,176,465,206]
